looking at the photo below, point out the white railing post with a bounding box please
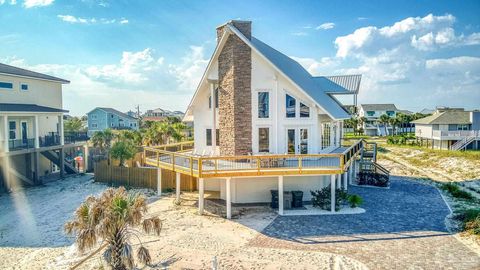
[176,172,181,202]
[198,178,204,215]
[226,177,232,219]
[330,174,336,213]
[278,175,284,216]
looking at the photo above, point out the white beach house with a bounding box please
[145,21,375,218]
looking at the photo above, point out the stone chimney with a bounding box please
[216,20,252,156]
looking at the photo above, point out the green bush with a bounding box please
[347,194,363,208]
[441,183,474,200]
[455,208,480,235]
[311,186,348,211]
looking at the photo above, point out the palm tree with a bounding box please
[110,140,137,167]
[65,187,162,270]
[389,116,400,135]
[64,117,85,132]
[358,116,367,135]
[379,114,390,136]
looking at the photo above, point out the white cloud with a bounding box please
[23,0,53,8]
[57,15,128,25]
[316,22,335,30]
[334,14,479,58]
[2,46,208,116]
[292,14,480,110]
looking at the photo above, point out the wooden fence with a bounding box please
[94,161,197,191]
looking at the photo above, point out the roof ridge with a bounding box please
[0,62,70,83]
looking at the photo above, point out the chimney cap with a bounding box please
[216,20,252,29]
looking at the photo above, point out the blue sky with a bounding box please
[1,0,479,116]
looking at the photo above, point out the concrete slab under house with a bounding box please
[143,20,386,219]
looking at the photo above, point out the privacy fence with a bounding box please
[94,161,197,191]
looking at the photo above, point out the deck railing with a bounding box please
[144,139,365,178]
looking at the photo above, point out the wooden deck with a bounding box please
[144,140,364,178]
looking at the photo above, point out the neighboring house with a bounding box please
[146,21,374,219]
[412,107,480,150]
[142,108,185,122]
[87,107,139,136]
[420,108,435,115]
[358,104,399,136]
[0,63,88,192]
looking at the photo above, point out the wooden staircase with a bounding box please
[357,141,390,187]
[41,150,79,174]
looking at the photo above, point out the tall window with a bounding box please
[300,102,310,118]
[206,129,219,146]
[258,92,269,118]
[206,129,212,146]
[286,94,296,118]
[258,128,269,152]
[209,88,219,109]
[9,121,16,140]
[321,123,331,149]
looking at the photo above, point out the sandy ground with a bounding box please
[0,175,367,270]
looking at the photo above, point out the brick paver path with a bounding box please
[249,178,480,269]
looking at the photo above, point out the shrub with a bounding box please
[442,183,474,200]
[455,208,480,235]
[348,194,363,208]
[311,186,348,211]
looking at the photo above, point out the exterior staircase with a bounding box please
[450,133,479,151]
[357,141,390,187]
[41,150,79,174]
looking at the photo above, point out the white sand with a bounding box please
[0,175,368,270]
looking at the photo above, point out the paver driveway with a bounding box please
[249,178,480,269]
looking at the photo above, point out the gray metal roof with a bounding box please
[89,107,138,120]
[411,110,471,125]
[0,63,70,83]
[360,104,398,111]
[0,103,68,113]
[250,37,352,119]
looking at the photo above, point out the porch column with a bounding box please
[198,178,205,215]
[157,168,162,196]
[336,174,341,189]
[278,175,284,215]
[33,152,40,185]
[58,115,64,146]
[60,149,65,177]
[330,174,336,213]
[226,177,232,219]
[176,172,181,202]
[343,171,348,191]
[3,116,8,153]
[210,83,216,151]
[34,115,39,148]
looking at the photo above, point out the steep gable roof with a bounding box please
[0,63,70,83]
[185,23,358,121]
[411,110,471,125]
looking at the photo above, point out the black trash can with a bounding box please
[291,191,304,208]
[270,190,278,208]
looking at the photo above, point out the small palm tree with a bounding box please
[379,114,390,136]
[389,117,400,135]
[110,140,137,167]
[65,187,161,270]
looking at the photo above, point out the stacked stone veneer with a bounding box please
[216,21,252,156]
